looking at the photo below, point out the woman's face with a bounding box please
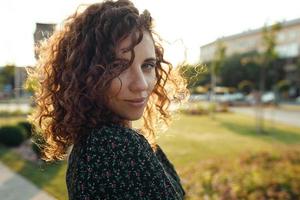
[106,31,157,121]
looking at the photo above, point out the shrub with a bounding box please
[17,121,33,139]
[181,150,300,200]
[0,125,27,147]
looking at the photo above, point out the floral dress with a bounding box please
[66,123,186,200]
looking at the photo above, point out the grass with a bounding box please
[0,112,300,199]
[0,116,68,200]
[0,116,27,126]
[0,146,67,199]
[157,112,300,168]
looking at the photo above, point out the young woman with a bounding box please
[28,0,189,199]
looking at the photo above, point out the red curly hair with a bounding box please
[27,0,189,161]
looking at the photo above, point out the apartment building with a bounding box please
[201,18,300,62]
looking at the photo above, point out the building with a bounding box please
[200,18,300,62]
[33,23,56,59]
[200,17,300,97]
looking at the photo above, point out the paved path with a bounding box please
[230,107,300,128]
[0,162,56,200]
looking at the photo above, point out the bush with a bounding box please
[0,125,27,147]
[17,121,33,139]
[181,150,300,200]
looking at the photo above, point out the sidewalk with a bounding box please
[0,161,56,200]
[230,106,300,128]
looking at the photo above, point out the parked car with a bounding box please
[189,94,209,101]
[262,92,275,104]
[206,92,245,105]
[245,91,276,105]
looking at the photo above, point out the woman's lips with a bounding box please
[124,98,146,107]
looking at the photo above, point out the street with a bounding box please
[230,106,300,128]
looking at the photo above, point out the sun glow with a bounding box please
[0,0,300,66]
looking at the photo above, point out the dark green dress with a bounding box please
[66,123,185,200]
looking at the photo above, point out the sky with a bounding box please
[0,0,300,66]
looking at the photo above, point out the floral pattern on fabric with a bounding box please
[66,123,185,200]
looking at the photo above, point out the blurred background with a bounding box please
[0,0,300,200]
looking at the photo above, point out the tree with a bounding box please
[210,40,226,118]
[220,51,260,89]
[256,23,281,133]
[178,63,208,89]
[0,64,15,95]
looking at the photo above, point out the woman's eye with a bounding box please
[142,63,156,71]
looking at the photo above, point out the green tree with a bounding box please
[260,23,281,93]
[255,23,281,133]
[220,51,260,90]
[24,67,38,94]
[210,40,226,118]
[178,63,208,90]
[0,64,15,92]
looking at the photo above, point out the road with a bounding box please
[230,106,300,128]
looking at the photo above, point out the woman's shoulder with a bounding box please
[70,124,144,160]
[77,123,149,153]
[88,123,142,143]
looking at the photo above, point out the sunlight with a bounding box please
[0,0,300,66]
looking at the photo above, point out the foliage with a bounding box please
[0,64,15,91]
[238,80,255,94]
[220,52,260,89]
[24,66,38,93]
[275,80,291,92]
[181,150,300,200]
[211,40,226,76]
[0,125,26,147]
[178,63,208,89]
[1,113,300,200]
[0,145,67,200]
[17,121,33,139]
[261,23,281,67]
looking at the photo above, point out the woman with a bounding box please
[28,0,189,199]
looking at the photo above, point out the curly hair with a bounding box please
[27,0,189,161]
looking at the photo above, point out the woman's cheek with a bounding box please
[148,74,157,92]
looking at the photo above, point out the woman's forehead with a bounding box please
[116,31,155,59]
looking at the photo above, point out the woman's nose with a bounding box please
[129,69,148,92]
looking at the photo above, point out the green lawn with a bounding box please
[0,146,67,199]
[157,112,300,168]
[0,117,68,199]
[0,112,300,199]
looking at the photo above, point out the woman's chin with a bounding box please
[122,111,144,121]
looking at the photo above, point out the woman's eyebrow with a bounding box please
[144,57,157,62]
